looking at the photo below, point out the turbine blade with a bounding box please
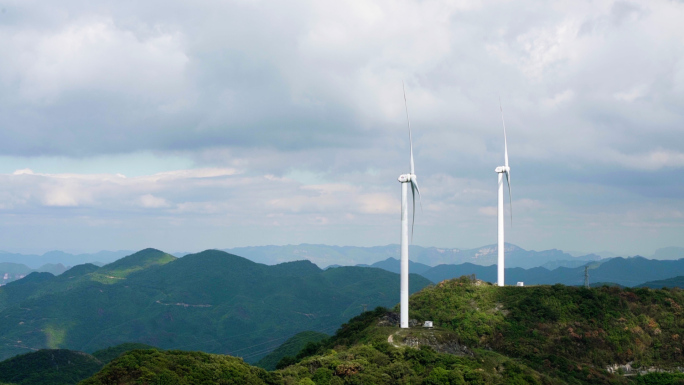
[412,179,423,210]
[499,98,509,168]
[403,81,414,175]
[410,179,422,242]
[505,170,512,226]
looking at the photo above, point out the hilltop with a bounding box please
[0,349,102,385]
[0,343,157,385]
[76,277,684,384]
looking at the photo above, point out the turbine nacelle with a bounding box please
[494,166,510,174]
[397,174,416,183]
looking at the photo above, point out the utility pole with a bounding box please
[361,304,368,313]
[584,266,589,289]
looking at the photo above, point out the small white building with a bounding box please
[516,282,524,287]
[423,321,433,328]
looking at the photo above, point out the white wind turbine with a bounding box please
[495,101,512,287]
[398,83,421,328]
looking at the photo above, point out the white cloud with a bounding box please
[606,149,684,170]
[478,206,497,217]
[10,18,189,105]
[139,194,170,208]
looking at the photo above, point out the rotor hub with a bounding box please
[397,174,415,183]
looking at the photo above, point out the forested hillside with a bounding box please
[0,249,430,362]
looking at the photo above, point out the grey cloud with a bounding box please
[0,0,683,255]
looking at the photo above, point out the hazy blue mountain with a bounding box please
[0,250,132,269]
[639,276,684,289]
[0,262,68,286]
[421,256,684,287]
[356,257,432,275]
[540,254,605,270]
[651,246,684,260]
[35,263,69,275]
[0,262,33,277]
[0,248,432,363]
[505,248,600,269]
[222,243,605,269]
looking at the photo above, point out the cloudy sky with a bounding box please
[0,0,682,256]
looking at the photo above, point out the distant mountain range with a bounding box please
[339,254,684,288]
[223,243,604,269]
[0,262,69,286]
[0,250,132,269]
[1,244,682,271]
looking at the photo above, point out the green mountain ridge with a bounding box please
[0,249,431,363]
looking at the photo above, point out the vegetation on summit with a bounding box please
[0,349,102,385]
[77,277,684,384]
[0,343,161,385]
[91,343,158,364]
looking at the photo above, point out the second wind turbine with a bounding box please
[495,101,513,287]
[398,83,421,328]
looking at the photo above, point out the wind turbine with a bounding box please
[398,83,421,328]
[495,100,512,287]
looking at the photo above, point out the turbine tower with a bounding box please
[495,101,512,287]
[398,83,421,328]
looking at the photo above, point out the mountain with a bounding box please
[0,262,68,286]
[0,262,33,286]
[420,256,684,287]
[651,246,684,260]
[81,349,278,385]
[79,278,684,384]
[34,263,69,275]
[356,257,432,275]
[0,248,431,363]
[0,349,103,385]
[0,343,159,385]
[540,254,605,270]
[0,250,132,269]
[222,243,601,269]
[639,276,684,289]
